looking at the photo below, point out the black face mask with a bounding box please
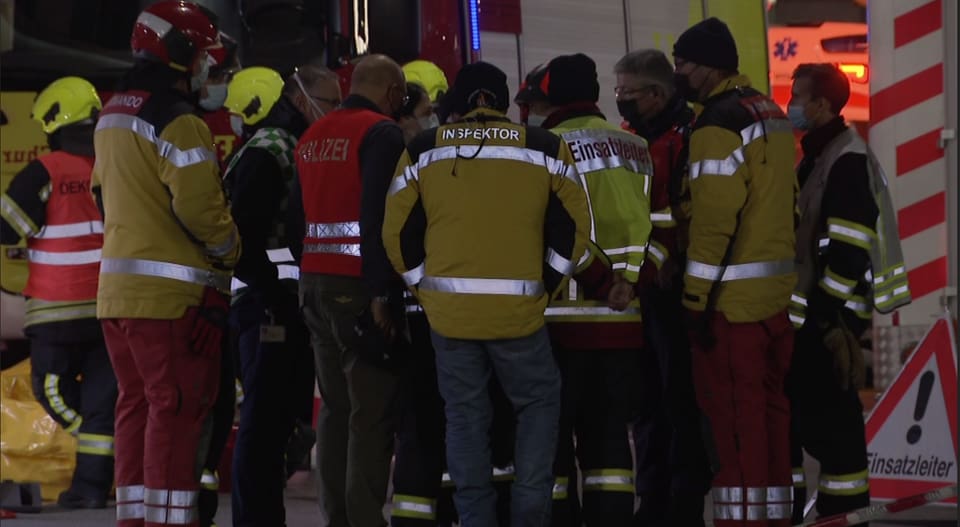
[674,72,699,103]
[617,99,643,130]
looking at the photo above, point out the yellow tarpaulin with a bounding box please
[0,359,76,501]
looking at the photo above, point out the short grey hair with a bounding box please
[614,49,675,96]
[283,63,339,97]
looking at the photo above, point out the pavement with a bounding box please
[4,468,957,526]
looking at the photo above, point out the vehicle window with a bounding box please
[821,34,868,53]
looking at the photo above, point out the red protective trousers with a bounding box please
[690,310,794,527]
[102,308,220,527]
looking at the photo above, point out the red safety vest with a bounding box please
[297,107,389,276]
[23,151,102,301]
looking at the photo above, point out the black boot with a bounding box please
[57,489,107,509]
[668,492,706,527]
[634,491,669,527]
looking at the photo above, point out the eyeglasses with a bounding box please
[613,85,655,98]
[310,96,341,107]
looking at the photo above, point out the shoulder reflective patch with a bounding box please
[97,114,218,168]
[416,145,574,181]
[689,147,745,180]
[560,128,652,175]
[740,118,794,147]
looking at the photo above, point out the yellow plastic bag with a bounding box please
[0,359,76,501]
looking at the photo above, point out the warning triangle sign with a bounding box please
[865,315,958,503]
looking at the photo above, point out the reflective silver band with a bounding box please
[117,484,145,503]
[303,243,361,257]
[34,220,104,239]
[306,221,360,239]
[144,488,198,508]
[712,486,743,503]
[686,258,794,281]
[403,263,426,286]
[96,114,217,168]
[117,502,145,520]
[100,257,231,292]
[713,503,744,521]
[767,486,792,502]
[689,147,745,180]
[419,276,544,297]
[746,487,766,503]
[545,306,641,317]
[740,118,793,146]
[28,248,101,265]
[546,248,575,275]
[0,194,37,237]
[144,505,198,525]
[767,503,792,520]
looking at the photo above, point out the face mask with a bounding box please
[417,114,440,131]
[229,113,245,137]
[527,113,547,127]
[190,54,211,93]
[616,99,642,128]
[788,104,811,130]
[199,83,228,111]
[674,72,699,103]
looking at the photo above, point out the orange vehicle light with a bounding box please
[839,63,869,83]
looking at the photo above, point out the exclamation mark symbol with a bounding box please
[906,371,936,445]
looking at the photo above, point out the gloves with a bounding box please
[191,287,230,357]
[821,319,865,391]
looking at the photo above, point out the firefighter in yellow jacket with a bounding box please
[516,53,652,527]
[383,62,590,527]
[672,18,798,527]
[91,2,240,525]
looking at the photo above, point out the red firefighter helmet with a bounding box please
[131,0,222,71]
[514,63,549,105]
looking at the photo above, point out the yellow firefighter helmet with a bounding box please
[31,77,102,135]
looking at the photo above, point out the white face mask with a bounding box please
[527,113,547,127]
[199,82,228,111]
[417,114,440,131]
[190,53,212,93]
[229,113,245,137]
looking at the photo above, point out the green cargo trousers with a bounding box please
[300,273,400,527]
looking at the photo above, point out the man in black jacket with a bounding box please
[225,63,341,527]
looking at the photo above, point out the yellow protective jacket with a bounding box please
[544,111,651,332]
[92,84,239,319]
[383,109,590,340]
[682,75,798,322]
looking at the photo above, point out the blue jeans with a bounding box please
[431,327,561,527]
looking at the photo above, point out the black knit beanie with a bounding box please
[450,61,510,115]
[673,17,739,71]
[545,53,600,106]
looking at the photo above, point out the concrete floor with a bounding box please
[5,468,957,526]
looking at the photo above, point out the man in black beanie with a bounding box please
[383,60,590,527]
[516,53,654,527]
[672,16,800,527]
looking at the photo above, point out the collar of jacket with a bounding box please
[251,95,309,138]
[800,116,847,159]
[342,94,387,115]
[460,107,511,123]
[633,94,693,141]
[703,73,752,103]
[543,102,605,130]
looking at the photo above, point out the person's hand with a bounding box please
[371,298,397,341]
[607,274,635,311]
